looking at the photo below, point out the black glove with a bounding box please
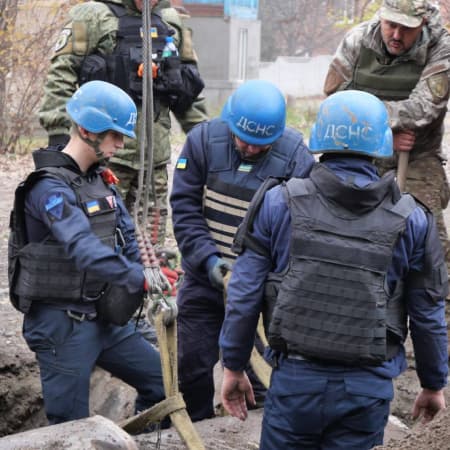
[48,134,70,147]
[206,255,232,290]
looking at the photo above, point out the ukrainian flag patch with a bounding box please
[176,157,188,170]
[86,200,100,214]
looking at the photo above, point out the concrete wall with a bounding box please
[186,15,261,111]
[227,19,260,80]
[200,55,332,112]
[186,17,260,82]
[259,55,333,98]
[187,17,230,80]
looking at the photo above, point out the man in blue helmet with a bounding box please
[220,90,448,449]
[8,80,166,425]
[170,79,314,422]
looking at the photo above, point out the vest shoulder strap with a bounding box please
[389,192,417,218]
[285,176,316,198]
[232,176,285,258]
[11,167,80,248]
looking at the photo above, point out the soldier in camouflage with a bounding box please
[39,0,208,246]
[324,0,450,298]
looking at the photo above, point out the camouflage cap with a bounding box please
[379,0,427,28]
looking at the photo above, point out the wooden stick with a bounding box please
[397,152,410,192]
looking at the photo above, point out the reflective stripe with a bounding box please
[208,228,234,246]
[204,198,248,220]
[204,189,249,214]
[206,218,238,236]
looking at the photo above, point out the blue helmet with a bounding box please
[66,81,137,139]
[309,90,393,158]
[221,80,286,146]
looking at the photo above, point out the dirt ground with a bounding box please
[1,118,450,449]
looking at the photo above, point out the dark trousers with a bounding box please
[177,274,266,421]
[23,306,165,424]
[260,357,392,450]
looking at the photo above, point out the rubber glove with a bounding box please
[206,255,232,290]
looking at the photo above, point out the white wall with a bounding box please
[259,55,333,98]
[202,54,332,111]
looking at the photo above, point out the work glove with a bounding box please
[161,265,179,296]
[206,255,232,290]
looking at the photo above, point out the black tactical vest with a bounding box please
[203,119,302,263]
[268,164,416,365]
[350,46,424,100]
[9,151,118,313]
[79,2,172,103]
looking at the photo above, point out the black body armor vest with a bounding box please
[78,2,173,103]
[8,150,117,313]
[268,165,416,365]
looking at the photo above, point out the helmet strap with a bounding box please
[76,126,108,162]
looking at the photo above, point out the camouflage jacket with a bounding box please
[324,4,450,162]
[38,0,208,168]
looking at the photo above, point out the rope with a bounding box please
[122,6,205,448]
[135,0,155,227]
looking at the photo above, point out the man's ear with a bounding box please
[78,125,89,138]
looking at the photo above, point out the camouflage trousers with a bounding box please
[378,155,450,332]
[109,162,169,246]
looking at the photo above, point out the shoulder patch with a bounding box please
[176,157,187,170]
[45,193,64,221]
[427,73,449,102]
[53,27,73,55]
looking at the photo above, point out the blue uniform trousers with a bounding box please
[260,357,392,450]
[23,306,165,424]
[177,274,266,421]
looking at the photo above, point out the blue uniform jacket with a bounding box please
[170,119,314,280]
[220,158,448,391]
[24,163,145,304]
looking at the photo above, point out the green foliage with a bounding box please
[360,0,382,22]
[286,99,321,140]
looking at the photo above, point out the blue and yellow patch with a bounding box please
[86,200,100,214]
[82,197,117,216]
[141,27,158,38]
[176,157,188,170]
[45,193,64,220]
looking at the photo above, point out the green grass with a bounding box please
[286,99,321,139]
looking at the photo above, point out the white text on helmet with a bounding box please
[324,124,372,141]
[236,116,276,137]
[126,112,137,127]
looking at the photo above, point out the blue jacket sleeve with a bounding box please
[220,186,291,370]
[389,207,448,390]
[170,123,221,270]
[26,177,145,293]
